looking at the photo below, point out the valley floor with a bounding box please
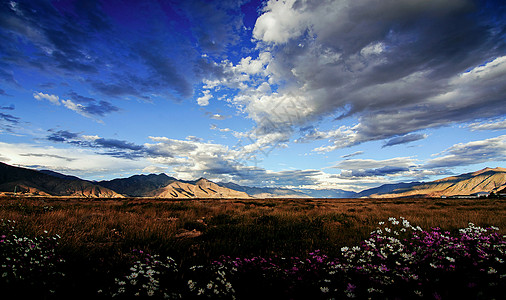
[1,196,505,299]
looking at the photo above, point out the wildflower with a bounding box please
[320,286,329,293]
[188,280,196,290]
[341,246,349,253]
[446,256,455,263]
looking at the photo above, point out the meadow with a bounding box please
[1,196,505,299]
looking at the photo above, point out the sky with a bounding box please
[0,0,505,192]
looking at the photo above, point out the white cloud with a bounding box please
[210,124,232,132]
[61,99,91,119]
[468,119,506,131]
[0,142,147,179]
[141,165,167,174]
[196,90,212,106]
[217,0,506,153]
[336,157,417,171]
[33,92,60,105]
[253,0,307,44]
[425,135,506,169]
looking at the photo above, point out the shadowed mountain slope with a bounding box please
[97,174,177,197]
[0,162,122,197]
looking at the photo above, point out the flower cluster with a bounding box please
[0,219,65,295]
[186,264,235,299]
[319,217,506,299]
[105,249,181,299]
[177,218,506,299]
[3,217,505,299]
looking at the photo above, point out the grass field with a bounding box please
[1,196,505,299]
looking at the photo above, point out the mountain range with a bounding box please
[0,162,505,198]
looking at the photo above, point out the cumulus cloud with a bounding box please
[214,0,506,151]
[197,90,212,106]
[142,136,322,187]
[425,135,506,169]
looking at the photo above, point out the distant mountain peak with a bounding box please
[473,167,506,175]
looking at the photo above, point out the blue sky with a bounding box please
[1,0,505,191]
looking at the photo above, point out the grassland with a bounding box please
[1,196,505,299]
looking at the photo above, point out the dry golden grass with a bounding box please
[1,196,505,259]
[1,196,505,298]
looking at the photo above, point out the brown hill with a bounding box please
[0,162,123,198]
[149,178,250,198]
[371,167,506,198]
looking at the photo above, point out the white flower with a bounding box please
[320,286,329,293]
[188,280,196,290]
[341,246,349,253]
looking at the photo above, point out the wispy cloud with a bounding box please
[341,151,364,159]
[46,129,145,159]
[335,157,418,179]
[1,1,246,102]
[383,133,428,148]
[468,119,506,131]
[33,91,119,121]
[425,135,506,169]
